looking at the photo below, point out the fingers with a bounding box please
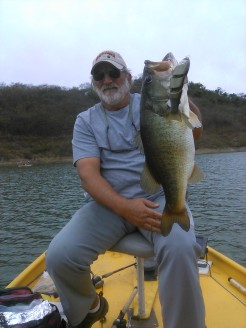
[144,217,161,233]
[146,208,162,221]
[143,199,160,209]
[141,199,162,232]
[124,198,162,232]
[143,200,162,219]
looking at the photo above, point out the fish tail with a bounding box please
[161,209,190,236]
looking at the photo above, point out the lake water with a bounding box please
[0,152,245,287]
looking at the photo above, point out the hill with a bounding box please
[0,81,245,163]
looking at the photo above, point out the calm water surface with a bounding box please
[0,152,245,287]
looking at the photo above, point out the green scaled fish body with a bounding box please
[139,53,204,236]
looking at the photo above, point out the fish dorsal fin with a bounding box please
[188,164,204,184]
[140,163,161,194]
[184,110,202,129]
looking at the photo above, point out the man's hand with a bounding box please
[119,198,162,233]
[76,158,162,233]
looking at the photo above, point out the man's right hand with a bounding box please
[76,158,162,233]
[117,198,162,233]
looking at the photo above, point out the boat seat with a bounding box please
[110,232,154,258]
[111,233,208,259]
[109,233,208,320]
[110,232,155,319]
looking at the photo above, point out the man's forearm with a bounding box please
[82,174,128,216]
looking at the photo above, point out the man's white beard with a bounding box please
[94,78,131,105]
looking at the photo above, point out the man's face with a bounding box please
[92,63,131,106]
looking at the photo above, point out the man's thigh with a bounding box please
[50,201,137,265]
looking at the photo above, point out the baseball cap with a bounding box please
[91,50,127,74]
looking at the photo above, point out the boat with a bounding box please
[17,161,32,167]
[6,233,246,327]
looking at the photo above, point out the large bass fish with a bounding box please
[139,52,204,236]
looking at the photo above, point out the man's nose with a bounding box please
[102,73,113,83]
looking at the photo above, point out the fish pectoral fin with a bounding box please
[188,164,204,184]
[161,209,190,236]
[140,163,161,194]
[135,131,145,154]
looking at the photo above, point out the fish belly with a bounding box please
[141,110,195,235]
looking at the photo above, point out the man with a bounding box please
[46,50,205,328]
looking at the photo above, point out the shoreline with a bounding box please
[0,147,245,167]
[195,146,246,154]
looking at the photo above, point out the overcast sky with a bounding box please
[0,0,245,94]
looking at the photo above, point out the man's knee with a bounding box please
[46,239,65,274]
[157,224,199,262]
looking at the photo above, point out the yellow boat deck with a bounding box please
[7,247,246,327]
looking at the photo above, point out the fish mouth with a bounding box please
[144,60,171,72]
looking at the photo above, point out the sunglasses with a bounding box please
[100,102,138,153]
[93,68,121,81]
[105,122,138,153]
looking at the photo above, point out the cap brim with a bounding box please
[91,60,124,74]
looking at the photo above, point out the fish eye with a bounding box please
[145,75,152,84]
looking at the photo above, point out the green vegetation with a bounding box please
[187,82,246,150]
[0,81,245,162]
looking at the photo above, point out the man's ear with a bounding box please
[127,73,132,84]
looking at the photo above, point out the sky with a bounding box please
[0,0,245,94]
